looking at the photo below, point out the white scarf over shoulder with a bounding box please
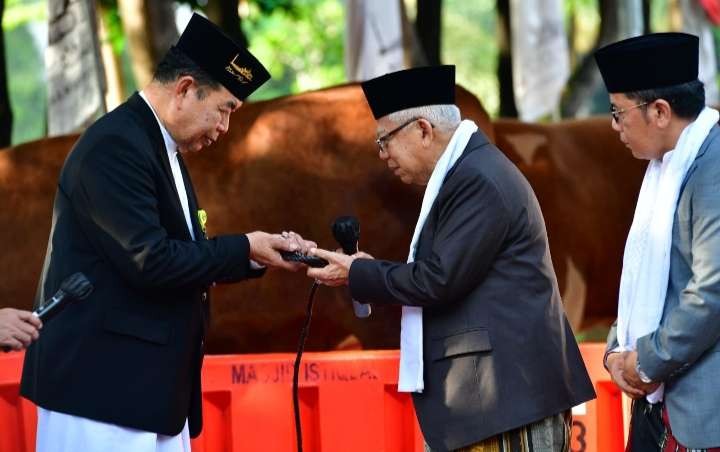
[398,119,478,393]
[617,106,719,402]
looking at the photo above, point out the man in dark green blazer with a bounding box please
[21,13,312,452]
[308,66,596,451]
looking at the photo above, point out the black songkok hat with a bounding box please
[175,13,270,100]
[595,32,699,93]
[361,66,456,119]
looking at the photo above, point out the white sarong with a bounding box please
[36,407,191,452]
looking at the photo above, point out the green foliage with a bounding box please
[93,1,137,96]
[442,0,499,115]
[175,0,295,17]
[6,22,46,144]
[241,0,345,101]
[98,4,126,55]
[566,0,600,54]
[650,0,671,32]
[4,0,48,145]
[253,0,295,15]
[3,0,45,29]
[441,0,604,117]
[575,324,611,343]
[3,0,702,145]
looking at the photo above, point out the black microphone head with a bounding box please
[59,272,94,300]
[331,216,360,254]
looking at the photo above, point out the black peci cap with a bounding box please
[595,32,699,93]
[174,13,270,100]
[361,66,456,119]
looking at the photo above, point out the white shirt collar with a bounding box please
[138,90,196,241]
[138,91,178,157]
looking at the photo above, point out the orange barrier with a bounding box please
[191,351,423,451]
[0,353,35,452]
[0,351,423,452]
[0,345,624,452]
[570,343,626,452]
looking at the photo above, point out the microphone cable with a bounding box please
[292,280,320,452]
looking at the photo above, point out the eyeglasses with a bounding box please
[376,117,433,154]
[610,102,649,123]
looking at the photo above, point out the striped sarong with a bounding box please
[425,411,571,452]
[660,406,720,452]
[627,399,720,452]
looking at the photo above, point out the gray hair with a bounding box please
[386,104,461,132]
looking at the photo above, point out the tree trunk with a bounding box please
[643,0,651,34]
[146,0,178,62]
[0,0,12,147]
[496,0,517,117]
[561,0,644,118]
[415,0,441,66]
[668,0,682,30]
[567,0,577,68]
[206,0,248,48]
[97,3,126,109]
[117,0,178,88]
[400,0,427,67]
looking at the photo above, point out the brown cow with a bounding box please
[494,118,646,330]
[0,84,492,353]
[0,84,643,352]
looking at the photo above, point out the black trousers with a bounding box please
[627,398,664,452]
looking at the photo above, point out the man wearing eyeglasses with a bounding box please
[596,33,720,451]
[307,66,595,451]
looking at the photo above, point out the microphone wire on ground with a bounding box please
[292,280,320,452]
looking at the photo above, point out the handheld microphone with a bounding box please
[331,216,371,318]
[34,272,94,322]
[291,219,368,451]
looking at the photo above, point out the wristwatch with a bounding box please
[603,350,619,371]
[636,361,653,384]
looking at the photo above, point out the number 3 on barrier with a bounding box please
[571,420,587,452]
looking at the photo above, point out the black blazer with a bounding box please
[350,131,596,451]
[21,93,261,437]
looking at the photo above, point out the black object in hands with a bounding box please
[34,272,93,322]
[331,216,371,318]
[332,216,360,255]
[280,251,329,268]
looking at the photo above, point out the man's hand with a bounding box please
[622,351,661,394]
[247,231,317,271]
[306,248,374,286]
[0,308,42,352]
[606,352,647,399]
[280,231,316,255]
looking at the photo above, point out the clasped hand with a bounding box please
[607,351,661,399]
[246,230,317,271]
[305,248,374,286]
